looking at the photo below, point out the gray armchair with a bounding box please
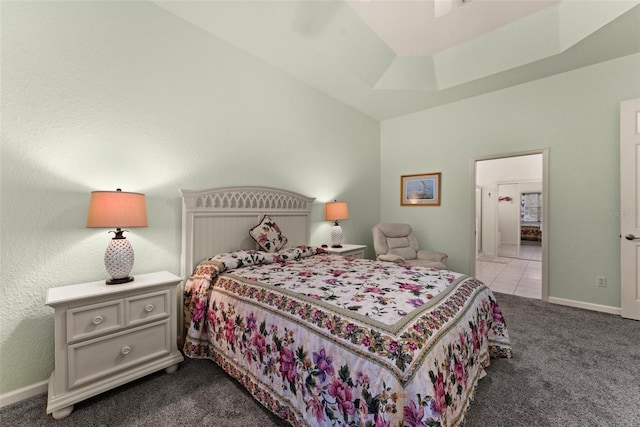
[372,223,448,269]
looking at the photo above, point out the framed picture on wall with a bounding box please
[401,172,441,206]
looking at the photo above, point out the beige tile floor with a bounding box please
[498,243,542,261]
[476,244,542,299]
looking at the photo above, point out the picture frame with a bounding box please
[401,172,441,206]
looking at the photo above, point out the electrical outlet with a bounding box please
[596,276,607,287]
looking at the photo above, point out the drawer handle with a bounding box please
[92,316,104,325]
[121,346,132,355]
[144,304,154,313]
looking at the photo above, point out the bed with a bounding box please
[180,186,512,427]
[520,225,542,242]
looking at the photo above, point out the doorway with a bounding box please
[470,150,548,301]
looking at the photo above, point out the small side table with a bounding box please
[46,271,184,419]
[323,244,367,259]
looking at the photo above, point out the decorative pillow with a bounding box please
[249,215,288,252]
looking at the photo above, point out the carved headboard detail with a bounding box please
[180,186,315,278]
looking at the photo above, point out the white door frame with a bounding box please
[620,97,640,320]
[496,181,522,259]
[475,186,482,256]
[469,149,549,302]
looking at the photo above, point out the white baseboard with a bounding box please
[478,251,497,257]
[548,296,621,316]
[0,380,48,409]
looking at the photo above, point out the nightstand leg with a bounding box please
[165,364,179,374]
[51,405,74,419]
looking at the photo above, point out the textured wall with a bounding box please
[0,1,380,394]
[380,53,640,307]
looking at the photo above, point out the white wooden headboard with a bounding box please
[180,186,315,278]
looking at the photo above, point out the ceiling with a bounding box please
[346,0,559,56]
[153,0,640,120]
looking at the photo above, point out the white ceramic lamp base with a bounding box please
[331,224,344,248]
[104,237,134,284]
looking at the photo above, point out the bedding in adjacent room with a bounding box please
[520,225,542,242]
[183,246,512,427]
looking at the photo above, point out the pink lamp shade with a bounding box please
[324,201,349,248]
[87,190,148,228]
[87,189,148,284]
[324,201,349,223]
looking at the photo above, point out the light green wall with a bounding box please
[380,53,640,308]
[0,1,380,394]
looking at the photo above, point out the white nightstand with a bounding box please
[46,271,184,419]
[323,244,367,259]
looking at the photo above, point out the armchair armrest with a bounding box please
[416,250,448,264]
[377,254,405,264]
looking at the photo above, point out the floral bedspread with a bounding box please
[183,246,512,427]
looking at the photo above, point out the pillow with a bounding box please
[249,215,288,252]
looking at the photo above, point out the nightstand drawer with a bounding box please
[126,290,170,327]
[344,250,365,259]
[66,300,124,343]
[68,319,170,388]
[323,244,367,259]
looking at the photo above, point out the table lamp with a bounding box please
[86,189,148,284]
[324,201,349,248]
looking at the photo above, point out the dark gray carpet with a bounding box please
[1,293,639,426]
[464,293,640,427]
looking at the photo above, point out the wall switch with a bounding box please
[596,276,607,287]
